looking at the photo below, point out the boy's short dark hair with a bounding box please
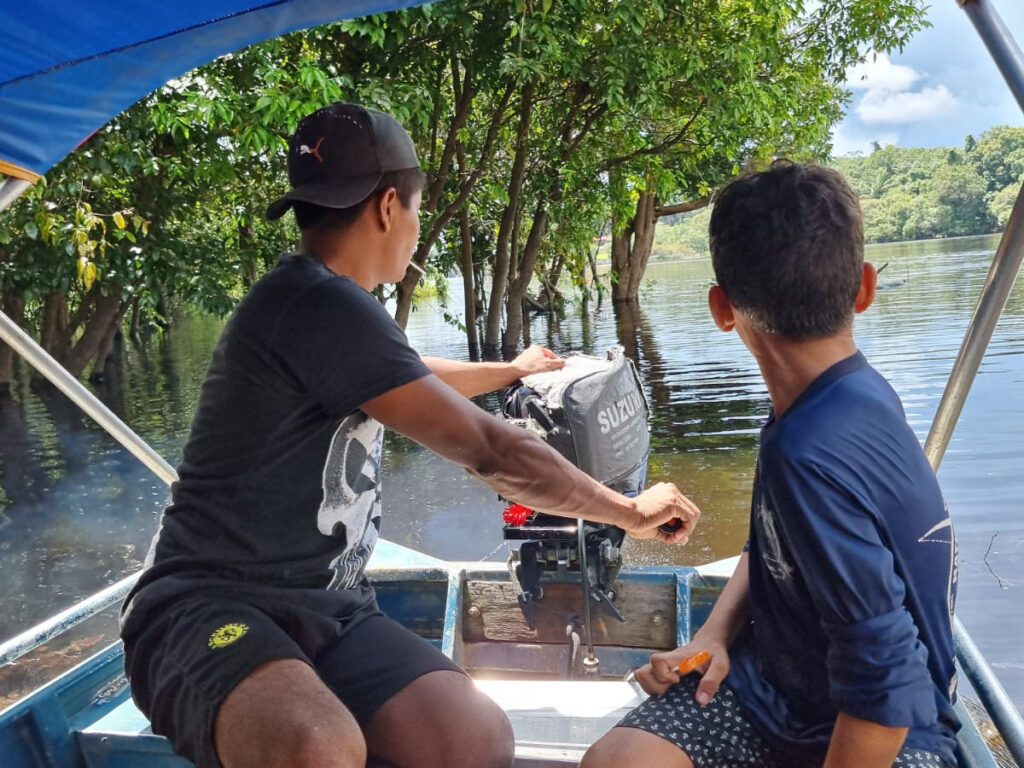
[293,167,426,232]
[709,161,864,340]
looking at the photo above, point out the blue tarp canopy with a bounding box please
[0,0,423,182]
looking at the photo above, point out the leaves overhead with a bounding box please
[2,0,929,357]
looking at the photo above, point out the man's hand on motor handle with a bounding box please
[630,639,730,703]
[627,482,700,544]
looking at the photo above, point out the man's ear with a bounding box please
[854,262,877,314]
[708,285,736,332]
[375,187,399,232]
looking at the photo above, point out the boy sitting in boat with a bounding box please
[118,102,698,768]
[582,162,960,768]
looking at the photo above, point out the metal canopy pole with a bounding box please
[934,0,1024,464]
[0,177,31,213]
[931,1,1024,463]
[0,311,178,486]
[960,0,1024,114]
[923,179,1024,467]
[921,3,1024,762]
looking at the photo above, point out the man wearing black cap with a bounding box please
[120,103,699,768]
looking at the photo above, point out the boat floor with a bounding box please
[79,679,645,767]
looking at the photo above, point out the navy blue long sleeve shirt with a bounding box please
[726,352,960,765]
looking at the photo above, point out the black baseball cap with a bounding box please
[266,103,421,220]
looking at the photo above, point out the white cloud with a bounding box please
[846,52,959,125]
[857,85,958,124]
[848,54,920,93]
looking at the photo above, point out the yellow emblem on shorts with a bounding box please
[208,623,249,649]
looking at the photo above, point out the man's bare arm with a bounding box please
[421,345,563,398]
[361,374,698,540]
[824,713,908,768]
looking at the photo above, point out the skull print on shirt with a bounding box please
[317,411,384,589]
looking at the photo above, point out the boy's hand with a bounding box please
[632,638,730,702]
[510,345,564,377]
[627,482,700,543]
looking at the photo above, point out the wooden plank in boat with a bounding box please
[462,580,676,648]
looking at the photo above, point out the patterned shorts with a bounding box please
[617,675,952,768]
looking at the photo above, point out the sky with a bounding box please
[831,0,1024,156]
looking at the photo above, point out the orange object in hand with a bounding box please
[676,650,710,675]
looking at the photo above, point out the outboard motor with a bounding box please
[501,346,650,675]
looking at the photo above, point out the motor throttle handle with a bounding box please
[659,518,683,535]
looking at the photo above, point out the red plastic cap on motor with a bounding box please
[503,503,534,526]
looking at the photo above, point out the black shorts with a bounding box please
[123,586,464,768]
[618,675,954,768]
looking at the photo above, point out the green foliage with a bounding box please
[1,0,931,362]
[969,125,1024,192]
[990,174,1024,230]
[831,125,1024,243]
[650,208,713,261]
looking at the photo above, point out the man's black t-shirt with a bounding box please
[123,253,430,625]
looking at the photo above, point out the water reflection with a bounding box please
[0,234,1022,711]
[0,394,48,509]
[613,301,672,410]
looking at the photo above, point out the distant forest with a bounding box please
[653,125,1024,258]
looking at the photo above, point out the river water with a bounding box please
[1,233,1022,715]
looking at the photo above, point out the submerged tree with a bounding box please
[0,0,931,384]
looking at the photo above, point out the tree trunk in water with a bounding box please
[610,226,631,301]
[63,293,125,378]
[129,297,142,342]
[393,245,425,330]
[90,305,128,382]
[40,291,71,361]
[93,328,126,414]
[612,193,711,304]
[507,205,522,289]
[503,205,549,359]
[459,208,480,360]
[542,252,566,312]
[0,292,25,395]
[612,191,657,304]
[485,81,535,360]
[475,262,487,316]
[394,82,513,329]
[624,193,658,301]
[155,292,170,329]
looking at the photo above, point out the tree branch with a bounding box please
[604,101,706,168]
[654,194,711,218]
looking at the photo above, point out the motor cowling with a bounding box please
[500,346,651,630]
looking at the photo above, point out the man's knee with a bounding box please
[221,712,366,768]
[581,736,630,768]
[582,727,693,768]
[437,695,515,768]
[215,658,366,768]
[365,670,515,768]
[270,719,367,768]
